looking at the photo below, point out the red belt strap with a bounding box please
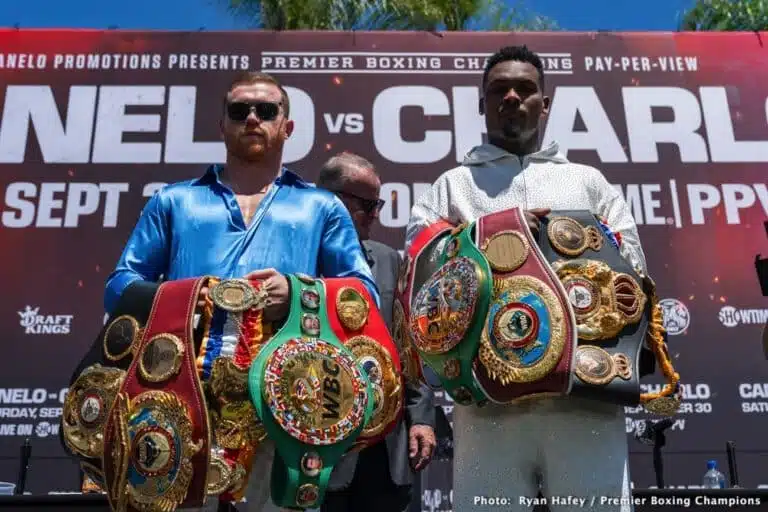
[324,277,404,448]
[103,277,211,511]
[473,207,576,403]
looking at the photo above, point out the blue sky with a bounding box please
[1,0,696,31]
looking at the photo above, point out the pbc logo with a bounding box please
[18,306,73,335]
[658,298,690,336]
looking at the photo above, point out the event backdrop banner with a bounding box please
[0,30,766,499]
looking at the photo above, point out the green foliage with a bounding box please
[680,0,768,31]
[224,0,559,31]
[471,0,560,31]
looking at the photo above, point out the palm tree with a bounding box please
[679,0,768,31]
[224,0,558,31]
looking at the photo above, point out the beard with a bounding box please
[499,120,539,147]
[225,131,282,162]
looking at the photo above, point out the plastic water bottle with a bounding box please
[702,460,726,488]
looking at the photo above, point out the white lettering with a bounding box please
[623,87,708,163]
[92,86,164,163]
[324,113,346,134]
[0,85,96,163]
[687,183,768,225]
[2,182,129,228]
[380,183,411,228]
[641,184,665,225]
[0,85,313,164]
[39,407,63,419]
[739,383,768,399]
[640,383,710,400]
[283,87,314,163]
[142,182,167,197]
[164,86,224,164]
[373,86,451,163]
[721,184,756,224]
[451,86,485,161]
[542,87,627,162]
[0,389,47,405]
[688,184,721,225]
[701,87,768,162]
[742,402,768,413]
[378,182,432,228]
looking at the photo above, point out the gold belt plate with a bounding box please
[62,364,125,459]
[553,259,646,341]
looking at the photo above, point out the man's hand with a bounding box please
[408,424,436,472]
[524,208,551,234]
[244,268,290,322]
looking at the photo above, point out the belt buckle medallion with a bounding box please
[63,364,126,459]
[410,257,480,354]
[479,276,568,384]
[124,391,203,511]
[262,338,368,446]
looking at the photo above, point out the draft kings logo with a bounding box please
[17,306,73,335]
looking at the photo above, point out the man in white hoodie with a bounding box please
[405,45,644,511]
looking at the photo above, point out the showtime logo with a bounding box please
[718,305,768,327]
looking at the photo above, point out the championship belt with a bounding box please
[394,220,455,387]
[101,277,211,511]
[401,208,578,405]
[61,281,159,496]
[471,207,578,404]
[538,211,682,415]
[63,276,271,511]
[397,220,493,405]
[197,277,271,502]
[247,274,377,510]
[323,277,404,450]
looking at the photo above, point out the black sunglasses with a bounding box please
[226,101,281,122]
[336,191,385,214]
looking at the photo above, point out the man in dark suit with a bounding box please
[317,152,438,512]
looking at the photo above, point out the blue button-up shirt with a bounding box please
[104,165,379,313]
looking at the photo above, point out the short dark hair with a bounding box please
[317,152,377,190]
[482,45,545,91]
[223,71,291,118]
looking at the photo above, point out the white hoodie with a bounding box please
[406,142,639,509]
[405,141,647,275]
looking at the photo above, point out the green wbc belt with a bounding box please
[400,221,493,406]
[248,274,374,510]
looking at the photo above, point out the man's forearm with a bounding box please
[104,272,148,314]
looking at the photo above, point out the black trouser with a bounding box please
[321,442,412,512]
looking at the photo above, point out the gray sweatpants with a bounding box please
[452,396,632,512]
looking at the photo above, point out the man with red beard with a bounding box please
[103,72,378,511]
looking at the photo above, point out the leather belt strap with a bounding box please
[396,220,455,384]
[62,281,160,497]
[473,206,577,404]
[248,274,374,510]
[199,277,269,504]
[103,277,211,512]
[538,210,682,414]
[323,277,404,449]
[406,221,492,406]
